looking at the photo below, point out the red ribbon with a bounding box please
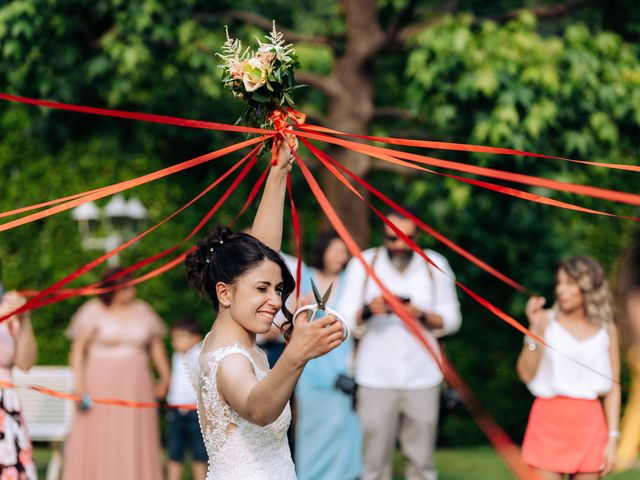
[2,92,636,174]
[311,140,639,221]
[0,187,105,220]
[0,137,267,233]
[232,161,271,225]
[0,93,272,135]
[1,150,259,322]
[268,108,307,132]
[304,140,625,390]
[2,93,627,478]
[287,176,303,299]
[303,141,543,343]
[295,129,640,207]
[292,149,541,480]
[301,138,531,293]
[18,154,270,310]
[299,123,640,173]
[2,94,637,226]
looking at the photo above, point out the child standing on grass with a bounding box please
[167,317,208,480]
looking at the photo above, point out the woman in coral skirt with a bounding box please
[517,255,620,479]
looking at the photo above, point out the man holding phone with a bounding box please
[341,211,462,480]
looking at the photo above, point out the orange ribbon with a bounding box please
[1,150,260,323]
[268,107,307,132]
[0,380,196,410]
[292,149,542,480]
[305,139,625,391]
[267,108,307,165]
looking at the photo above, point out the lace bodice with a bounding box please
[195,344,296,479]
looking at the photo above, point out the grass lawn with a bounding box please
[34,444,640,479]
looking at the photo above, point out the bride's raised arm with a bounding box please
[250,135,296,251]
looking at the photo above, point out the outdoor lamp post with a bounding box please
[71,195,148,266]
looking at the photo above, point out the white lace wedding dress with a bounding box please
[189,344,297,480]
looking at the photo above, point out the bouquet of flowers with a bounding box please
[217,22,302,129]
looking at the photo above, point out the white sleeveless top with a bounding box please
[527,311,613,399]
[195,344,296,480]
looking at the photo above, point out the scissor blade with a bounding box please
[321,283,333,307]
[311,279,323,305]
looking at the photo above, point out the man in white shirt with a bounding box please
[340,212,462,480]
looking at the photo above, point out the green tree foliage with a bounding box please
[1,1,639,446]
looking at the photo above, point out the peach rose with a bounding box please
[230,60,246,79]
[242,58,268,92]
[257,51,275,66]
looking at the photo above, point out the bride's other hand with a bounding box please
[286,314,344,365]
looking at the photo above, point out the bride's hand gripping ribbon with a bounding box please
[268,107,305,166]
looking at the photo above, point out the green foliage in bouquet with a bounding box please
[217,22,302,129]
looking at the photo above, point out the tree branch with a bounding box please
[484,0,592,23]
[395,0,591,44]
[373,107,416,121]
[385,0,420,42]
[209,11,335,47]
[296,71,341,99]
[390,0,459,46]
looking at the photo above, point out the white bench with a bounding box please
[12,366,75,480]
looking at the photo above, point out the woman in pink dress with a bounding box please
[62,270,170,480]
[0,291,38,480]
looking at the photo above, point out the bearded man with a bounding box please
[341,210,462,480]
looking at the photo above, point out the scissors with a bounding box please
[292,280,349,341]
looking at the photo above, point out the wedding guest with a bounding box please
[63,269,170,480]
[340,211,462,480]
[0,289,37,480]
[295,231,362,480]
[518,255,620,479]
[167,316,207,480]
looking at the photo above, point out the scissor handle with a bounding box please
[292,305,349,341]
[292,304,319,325]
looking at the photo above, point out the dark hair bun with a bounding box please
[185,225,234,299]
[185,225,296,322]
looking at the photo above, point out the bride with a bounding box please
[185,136,345,479]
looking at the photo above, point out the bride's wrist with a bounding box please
[280,347,306,371]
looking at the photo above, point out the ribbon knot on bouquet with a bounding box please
[267,107,306,164]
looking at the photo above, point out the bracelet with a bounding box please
[524,336,539,352]
[361,305,372,321]
[418,312,427,325]
[608,430,620,439]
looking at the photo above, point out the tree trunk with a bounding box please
[316,0,384,247]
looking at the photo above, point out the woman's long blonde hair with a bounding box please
[555,255,613,325]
